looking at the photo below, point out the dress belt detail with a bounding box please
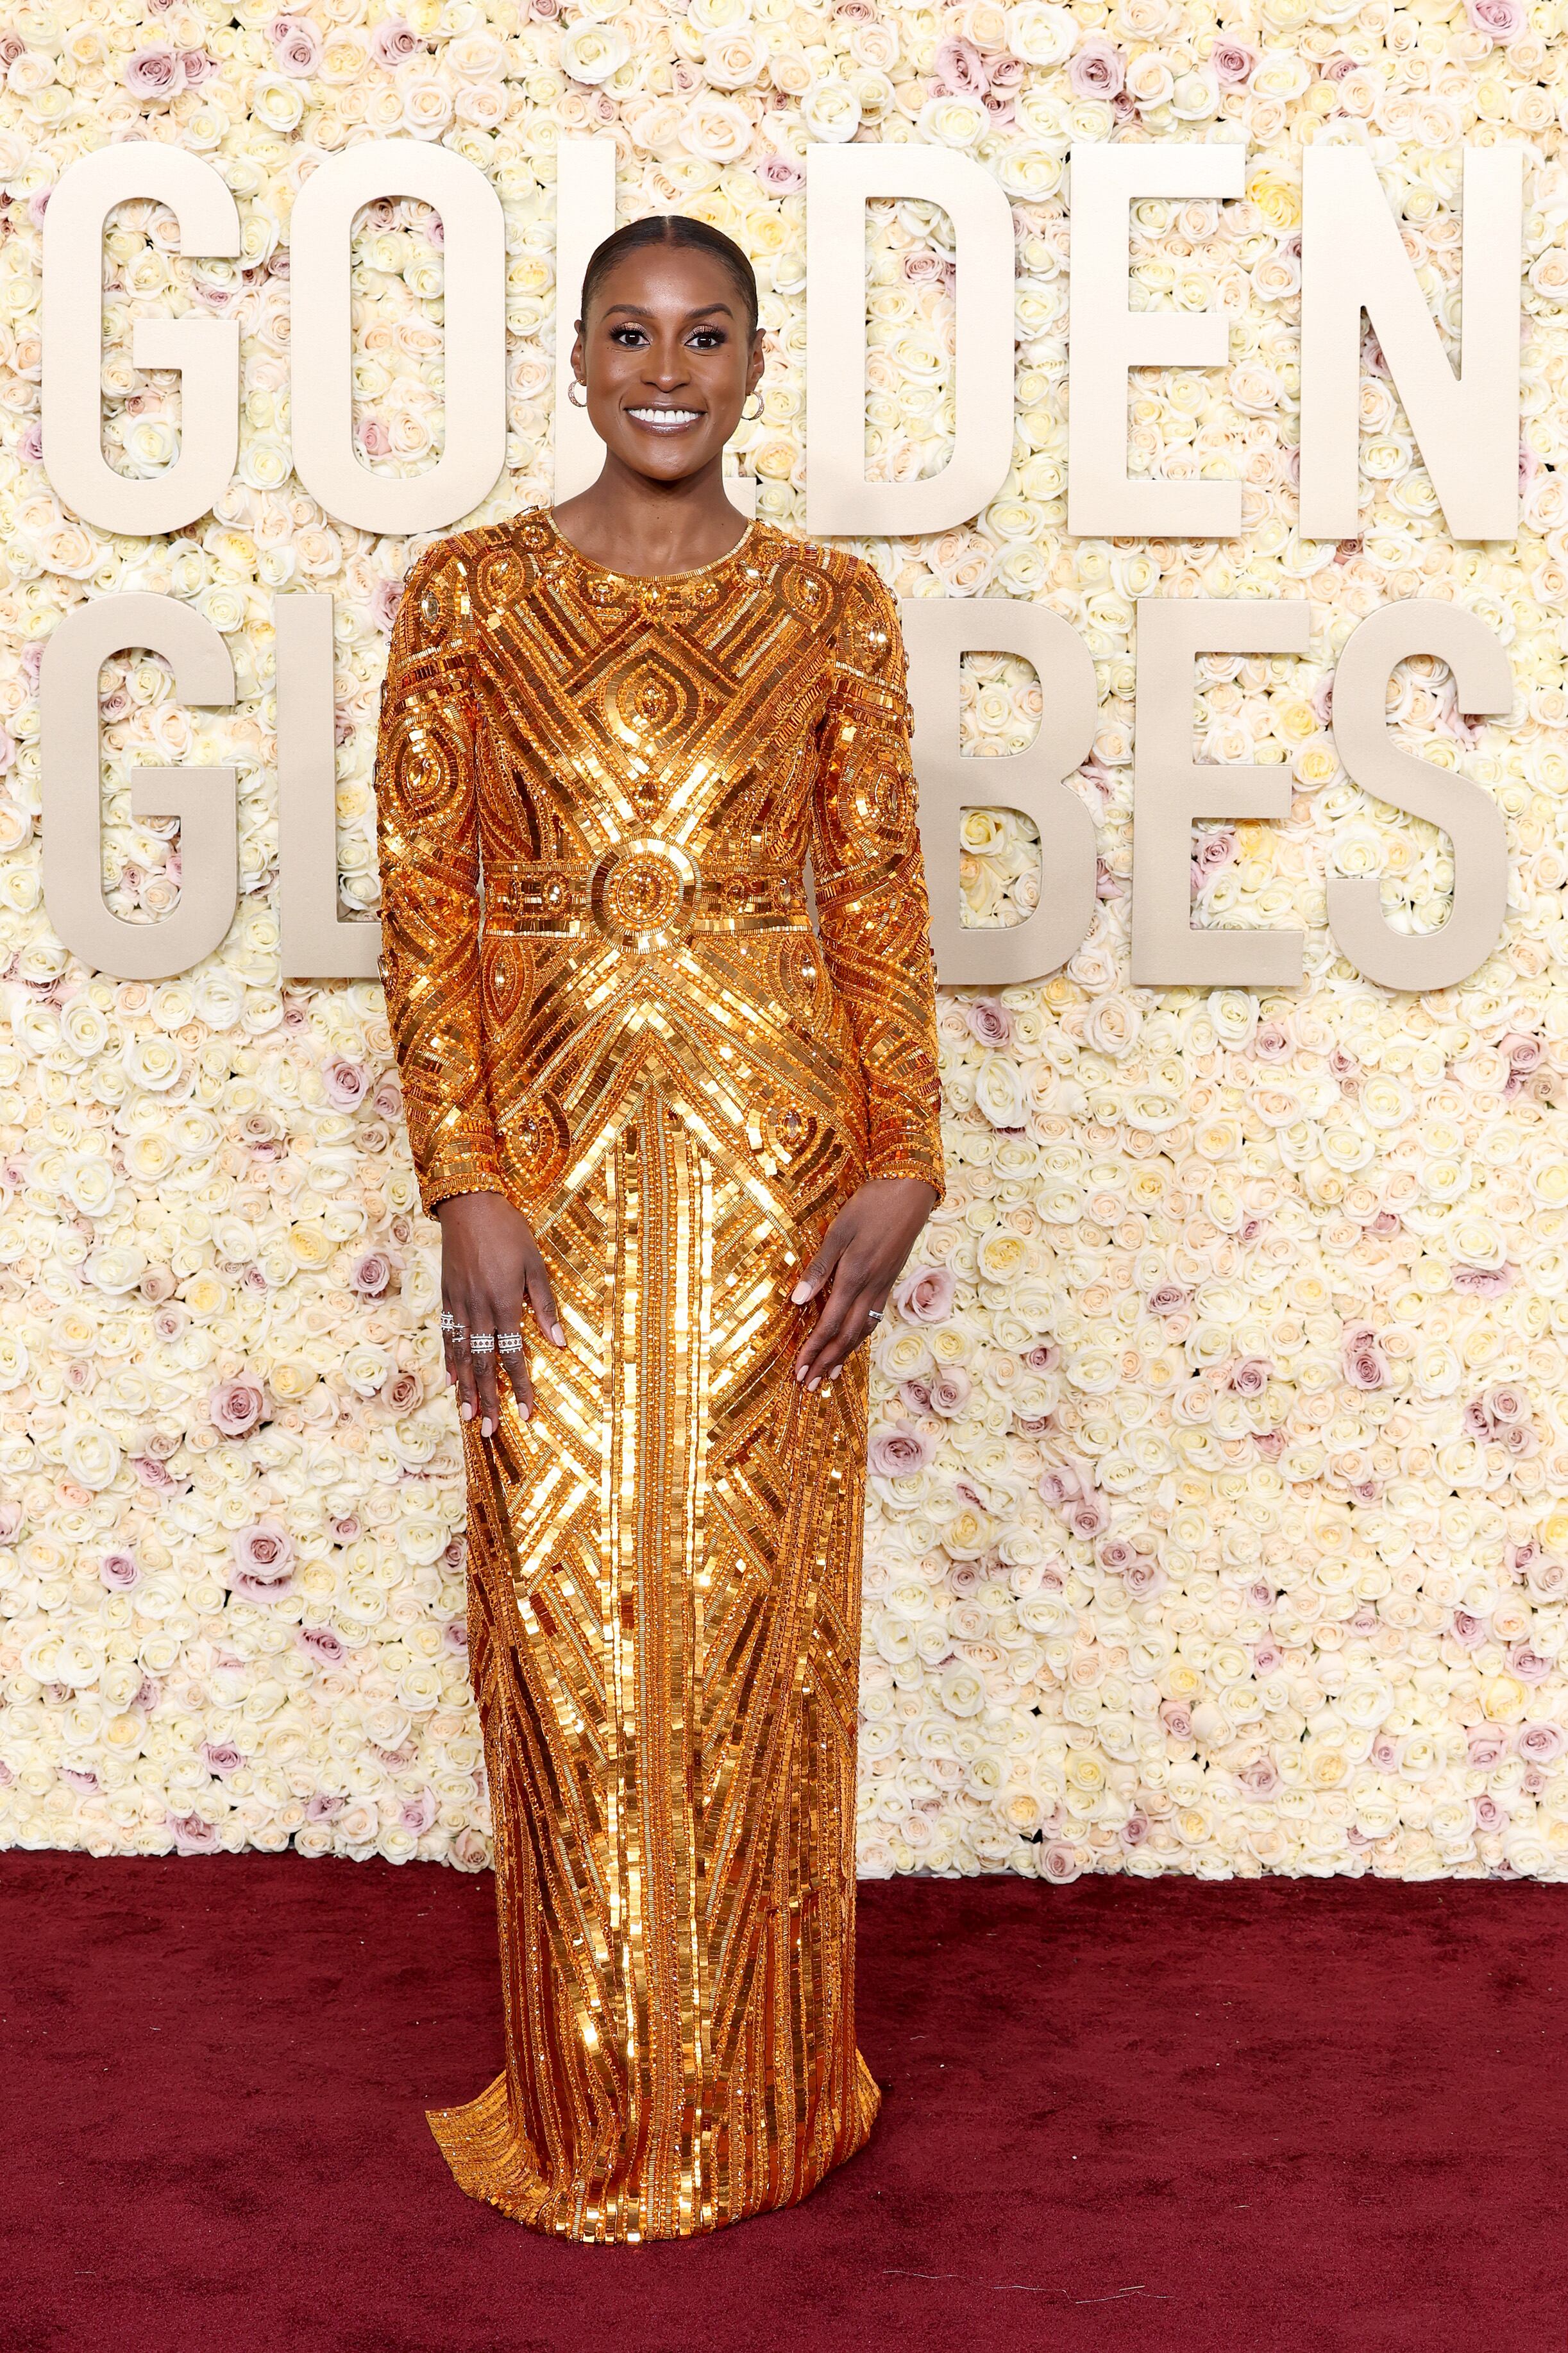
[483,845,809,949]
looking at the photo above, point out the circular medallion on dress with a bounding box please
[589,838,700,951]
[509,1089,570,1193]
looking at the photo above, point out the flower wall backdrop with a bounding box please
[1,0,1567,1882]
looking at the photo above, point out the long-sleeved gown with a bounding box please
[374,507,945,2241]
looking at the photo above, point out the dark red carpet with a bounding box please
[1,1855,1562,2353]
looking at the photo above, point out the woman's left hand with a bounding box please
[791,1176,939,1392]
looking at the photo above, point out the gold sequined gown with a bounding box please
[374,509,944,2240]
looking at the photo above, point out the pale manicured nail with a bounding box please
[518,1403,530,1421]
[807,1375,821,1392]
[790,1282,812,1304]
[460,1402,474,1421]
[551,1325,565,1346]
[481,1416,493,1438]
[829,1366,841,1382]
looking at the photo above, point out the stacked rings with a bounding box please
[497,1333,523,1354]
[470,1332,495,1355]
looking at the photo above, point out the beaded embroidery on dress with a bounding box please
[375,510,943,2240]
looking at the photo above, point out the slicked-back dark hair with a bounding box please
[578,214,759,339]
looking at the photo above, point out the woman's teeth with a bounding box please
[628,408,700,426]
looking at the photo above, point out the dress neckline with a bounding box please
[538,507,757,584]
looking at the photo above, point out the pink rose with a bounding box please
[124,44,183,97]
[1037,1463,1083,1507]
[1515,1722,1565,1763]
[199,1740,244,1778]
[1473,1792,1507,1832]
[1160,1699,1193,1738]
[1237,1755,1280,1798]
[209,1375,266,1439]
[182,49,218,83]
[1508,1644,1551,1685]
[100,1550,140,1591]
[167,1811,221,1855]
[0,1499,22,1542]
[1465,0,1525,40]
[1451,1609,1489,1648]
[1486,1384,1528,1425]
[297,1626,346,1667]
[1229,1356,1270,1398]
[1040,1841,1081,1884]
[965,999,1013,1047]
[400,1790,438,1834]
[1341,1323,1389,1390]
[893,1265,956,1324]
[928,1368,972,1416]
[755,153,804,196]
[868,1424,936,1478]
[1211,38,1256,82]
[1068,37,1124,96]
[1467,1724,1508,1768]
[933,35,988,94]
[1148,1285,1190,1318]
[1068,1494,1109,1540]
[370,577,403,634]
[270,13,323,72]
[372,19,421,65]
[322,1056,369,1110]
[230,1522,294,1604]
[1124,1557,1167,1599]
[385,1369,423,1414]
[443,1619,469,1652]
[1453,1262,1515,1296]
[350,1249,394,1297]
[1119,1815,1149,1848]
[1251,1640,1283,1678]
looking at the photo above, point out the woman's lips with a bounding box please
[625,407,702,430]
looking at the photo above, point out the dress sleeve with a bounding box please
[810,561,945,1200]
[375,545,504,1215]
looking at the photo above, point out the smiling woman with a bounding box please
[374,217,946,2238]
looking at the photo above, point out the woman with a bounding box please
[375,214,944,2240]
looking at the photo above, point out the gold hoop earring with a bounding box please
[741,391,764,421]
[567,380,587,409]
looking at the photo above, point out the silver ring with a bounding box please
[497,1332,523,1354]
[440,1311,459,1336]
[469,1332,495,1355]
[866,1308,883,1325]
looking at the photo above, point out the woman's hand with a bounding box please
[791,1176,938,1393]
[435,1190,564,1438]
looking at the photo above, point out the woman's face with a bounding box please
[573,243,763,486]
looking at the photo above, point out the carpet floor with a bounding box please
[1,1853,1562,2353]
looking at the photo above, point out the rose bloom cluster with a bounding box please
[0,0,1567,1883]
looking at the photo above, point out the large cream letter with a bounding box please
[1131,599,1310,988]
[1068,144,1245,539]
[276,597,380,980]
[42,145,240,537]
[902,598,1097,986]
[291,141,505,534]
[1299,146,1522,542]
[42,596,236,980]
[1328,603,1510,992]
[806,147,1013,536]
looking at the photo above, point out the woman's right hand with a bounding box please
[435,1190,564,1437]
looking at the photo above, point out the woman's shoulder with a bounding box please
[752,523,900,647]
[394,509,558,631]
